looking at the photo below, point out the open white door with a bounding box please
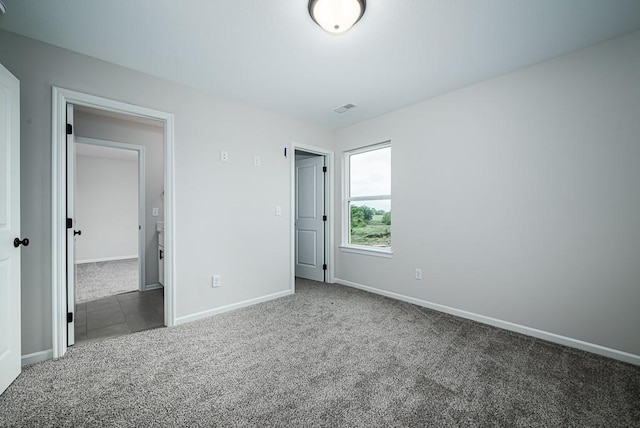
[66,104,76,346]
[295,155,326,282]
[0,62,21,394]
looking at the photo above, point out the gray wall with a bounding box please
[0,29,332,355]
[75,150,139,262]
[75,110,164,285]
[334,30,640,356]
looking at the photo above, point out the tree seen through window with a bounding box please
[346,144,391,249]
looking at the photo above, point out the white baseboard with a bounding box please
[76,255,138,264]
[22,349,53,366]
[175,289,294,326]
[334,278,640,366]
[143,283,163,291]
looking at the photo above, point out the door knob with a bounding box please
[74,230,82,236]
[14,238,30,248]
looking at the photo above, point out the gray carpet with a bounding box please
[1,279,639,427]
[76,259,139,303]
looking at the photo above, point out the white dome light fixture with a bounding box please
[308,0,366,34]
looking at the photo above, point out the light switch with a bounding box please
[152,207,159,217]
[275,205,282,216]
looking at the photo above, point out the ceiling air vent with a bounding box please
[333,103,358,114]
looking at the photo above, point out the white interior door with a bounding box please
[66,104,76,346]
[295,155,325,282]
[0,62,21,395]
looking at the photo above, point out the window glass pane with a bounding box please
[350,147,390,197]
[349,200,391,248]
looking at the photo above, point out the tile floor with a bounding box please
[74,288,164,343]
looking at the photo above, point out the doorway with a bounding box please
[74,139,145,301]
[295,151,326,282]
[72,137,164,343]
[52,87,175,358]
[290,143,335,290]
[67,107,165,345]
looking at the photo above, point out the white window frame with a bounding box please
[341,141,392,257]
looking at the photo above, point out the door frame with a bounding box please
[290,142,335,291]
[52,87,176,358]
[75,137,147,292]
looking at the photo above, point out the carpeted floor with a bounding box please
[1,279,639,427]
[76,259,139,303]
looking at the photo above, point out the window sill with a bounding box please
[339,245,393,258]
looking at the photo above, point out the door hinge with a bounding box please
[322,215,327,221]
[322,166,327,173]
[67,312,73,323]
[66,218,73,229]
[322,264,327,271]
[66,123,73,135]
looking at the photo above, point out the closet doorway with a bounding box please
[294,150,327,282]
[290,143,335,290]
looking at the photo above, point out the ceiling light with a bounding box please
[308,0,366,34]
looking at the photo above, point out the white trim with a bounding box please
[349,195,392,202]
[52,87,176,360]
[76,255,138,264]
[338,246,393,258]
[175,290,293,325]
[290,142,336,291]
[52,89,66,359]
[334,278,640,366]
[144,283,163,291]
[346,141,392,156]
[76,136,146,292]
[21,349,53,367]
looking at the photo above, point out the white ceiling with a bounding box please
[1,0,639,129]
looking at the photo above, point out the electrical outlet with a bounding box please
[211,275,221,288]
[220,151,229,162]
[415,268,423,280]
[152,207,159,217]
[253,156,261,167]
[275,205,282,216]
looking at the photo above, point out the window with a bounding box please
[343,142,391,253]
